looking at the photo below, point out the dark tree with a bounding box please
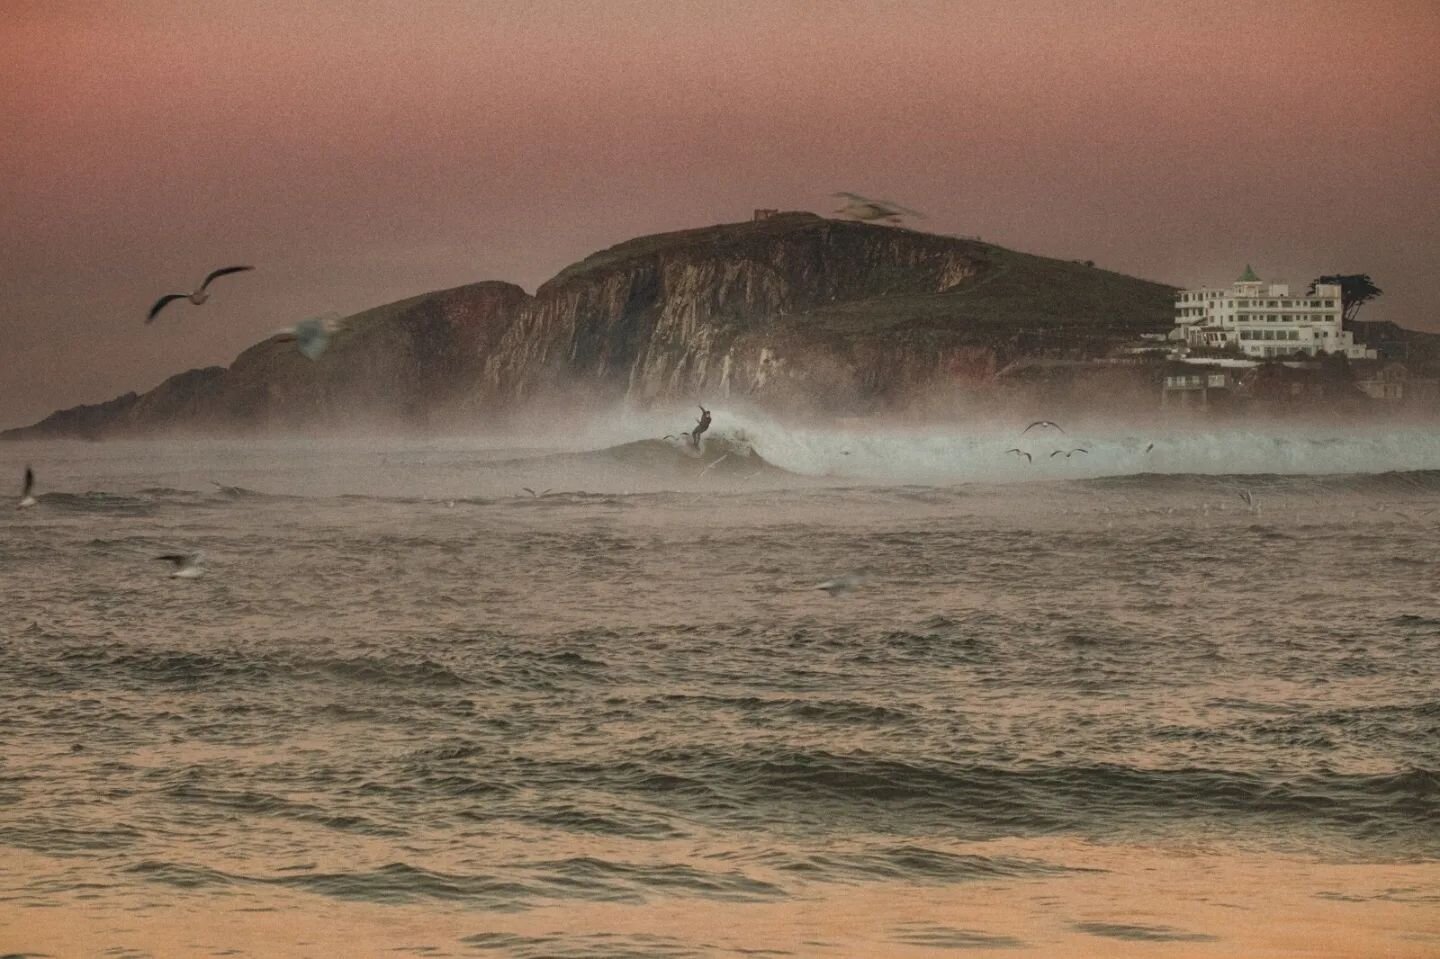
[1308,274,1382,323]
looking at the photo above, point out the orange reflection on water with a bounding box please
[5,838,1437,957]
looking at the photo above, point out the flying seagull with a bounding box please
[17,466,37,509]
[1238,489,1256,511]
[520,488,553,498]
[146,266,254,323]
[1022,420,1066,435]
[813,571,866,596]
[1049,448,1089,458]
[831,192,925,224]
[155,551,204,578]
[1005,448,1033,464]
[274,313,346,360]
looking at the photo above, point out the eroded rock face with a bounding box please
[496,215,986,413]
[4,214,1176,439]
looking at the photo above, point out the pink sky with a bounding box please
[3,0,1437,428]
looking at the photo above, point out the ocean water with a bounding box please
[2,422,1439,957]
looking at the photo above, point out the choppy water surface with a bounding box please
[2,431,1439,957]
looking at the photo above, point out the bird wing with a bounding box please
[878,200,926,218]
[22,466,34,498]
[1074,449,1089,455]
[1050,450,1063,457]
[1022,452,1032,463]
[200,265,254,291]
[521,487,535,496]
[1022,421,1044,434]
[295,323,332,360]
[146,294,188,322]
[302,313,346,334]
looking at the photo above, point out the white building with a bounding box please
[1174,265,1375,360]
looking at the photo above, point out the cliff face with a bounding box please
[5,213,1178,439]
[473,215,994,410]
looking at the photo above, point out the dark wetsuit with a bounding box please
[691,408,712,448]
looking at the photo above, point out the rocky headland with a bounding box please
[4,213,1179,439]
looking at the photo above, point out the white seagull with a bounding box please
[1022,420,1066,435]
[274,313,347,360]
[17,466,37,509]
[146,266,254,323]
[1005,448,1033,464]
[155,551,205,578]
[831,192,925,224]
[813,571,867,596]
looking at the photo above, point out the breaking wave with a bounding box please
[696,414,1440,486]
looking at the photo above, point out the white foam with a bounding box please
[703,411,1440,485]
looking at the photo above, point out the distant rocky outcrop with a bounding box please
[4,213,1178,439]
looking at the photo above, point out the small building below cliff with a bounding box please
[1162,366,1237,409]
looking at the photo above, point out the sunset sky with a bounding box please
[3,0,1437,428]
